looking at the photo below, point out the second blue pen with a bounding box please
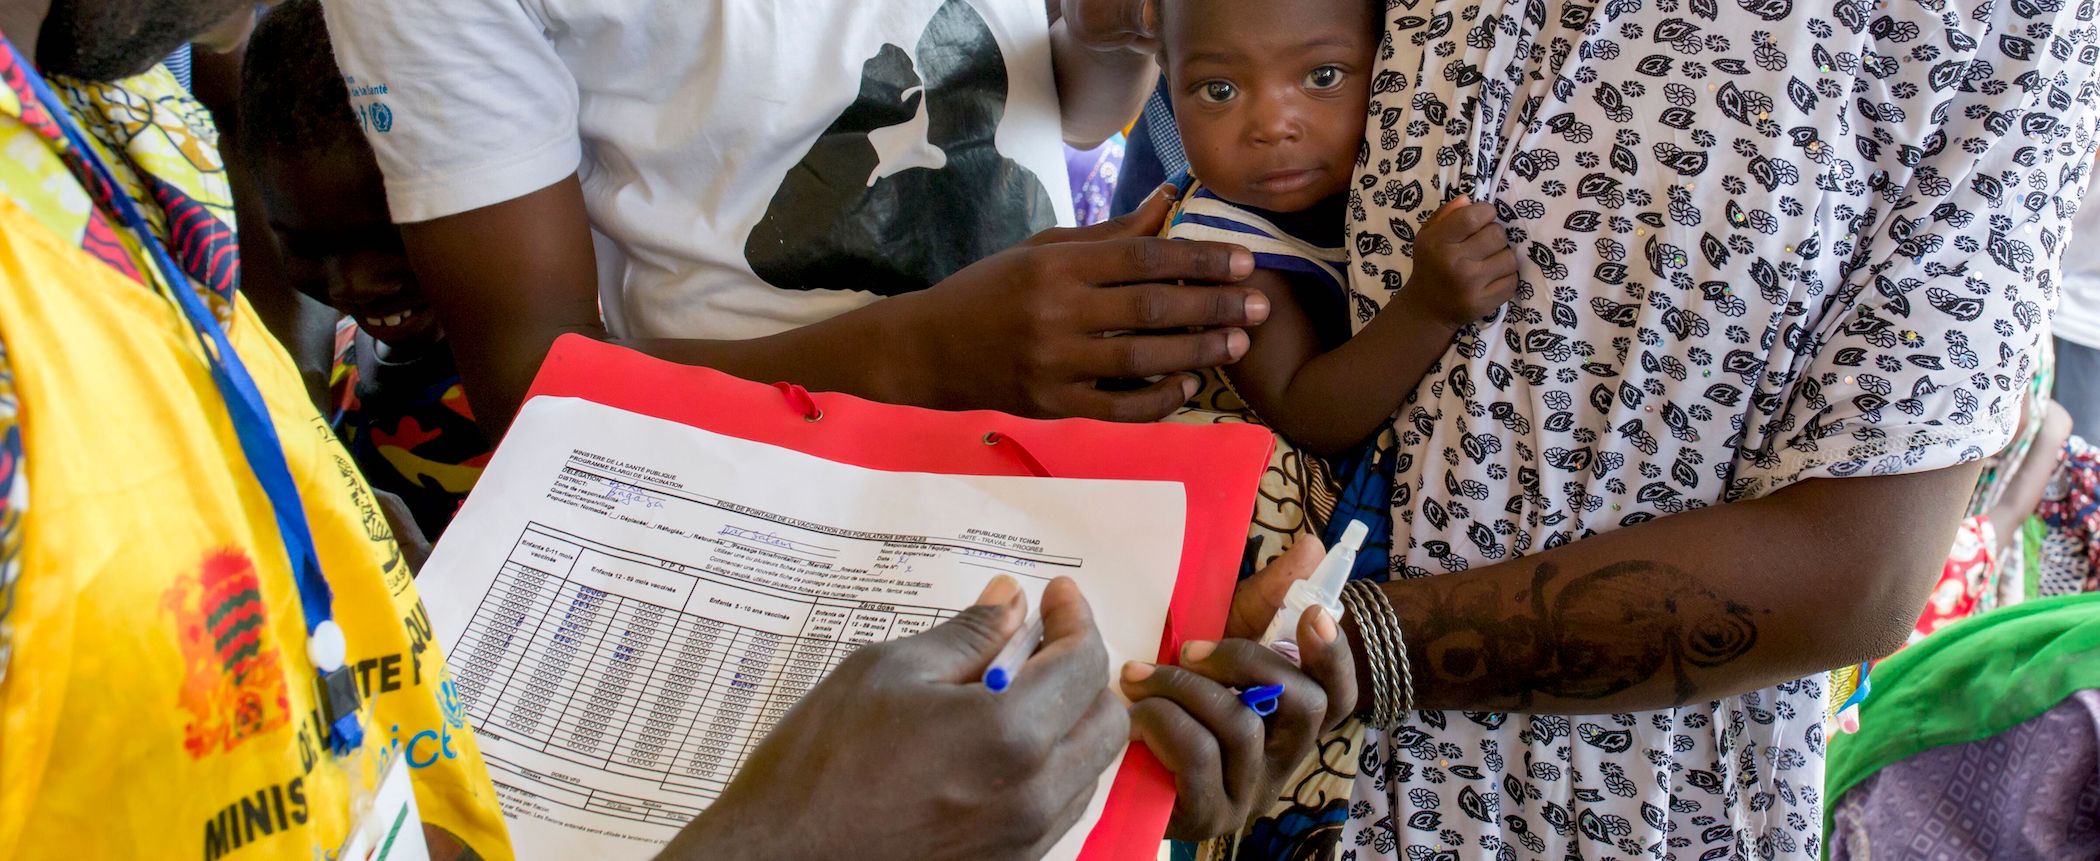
[1237,683,1286,716]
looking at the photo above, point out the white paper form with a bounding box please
[418,397,1187,860]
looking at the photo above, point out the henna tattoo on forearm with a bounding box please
[1390,560,1761,710]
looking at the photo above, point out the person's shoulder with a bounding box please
[1163,181,1348,294]
[1164,181,1283,242]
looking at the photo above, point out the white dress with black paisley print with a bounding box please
[1332,1,2100,859]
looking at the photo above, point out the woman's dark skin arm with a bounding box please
[401,178,1268,439]
[1120,465,1973,843]
[1346,465,1979,715]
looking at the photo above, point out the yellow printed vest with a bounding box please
[0,60,511,861]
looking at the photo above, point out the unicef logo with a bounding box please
[368,102,394,134]
[436,671,468,729]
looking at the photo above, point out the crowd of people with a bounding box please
[2,0,2096,859]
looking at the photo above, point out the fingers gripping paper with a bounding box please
[416,336,1274,859]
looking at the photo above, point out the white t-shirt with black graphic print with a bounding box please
[324,0,1074,340]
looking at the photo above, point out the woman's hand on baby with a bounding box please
[1408,198,1520,329]
[1122,540,1358,840]
[890,183,1266,422]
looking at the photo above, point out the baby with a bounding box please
[1160,0,1517,457]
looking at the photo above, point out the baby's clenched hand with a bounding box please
[1407,198,1519,329]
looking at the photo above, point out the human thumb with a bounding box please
[895,575,1027,683]
[1089,181,1181,240]
[1018,182,1179,249]
[1226,537,1326,640]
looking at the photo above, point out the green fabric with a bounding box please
[2023,515,2044,603]
[1824,592,2100,842]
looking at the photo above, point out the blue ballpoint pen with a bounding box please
[982,614,1044,692]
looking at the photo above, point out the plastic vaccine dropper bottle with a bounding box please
[1257,519,1368,659]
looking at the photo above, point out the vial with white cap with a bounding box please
[1258,519,1367,655]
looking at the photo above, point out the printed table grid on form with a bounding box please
[447,445,1079,827]
[452,521,975,815]
[418,397,1186,859]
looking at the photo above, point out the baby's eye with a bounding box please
[1306,66,1345,90]
[1199,80,1237,103]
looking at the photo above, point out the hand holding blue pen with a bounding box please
[982,613,1045,692]
[1223,521,1365,716]
[1237,683,1286,716]
[1119,535,1364,840]
[995,608,1288,716]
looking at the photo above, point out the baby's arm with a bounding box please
[1223,200,1516,456]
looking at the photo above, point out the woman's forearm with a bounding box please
[1347,464,1980,715]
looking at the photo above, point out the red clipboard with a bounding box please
[522,335,1274,858]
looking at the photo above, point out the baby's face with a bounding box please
[1162,0,1377,213]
